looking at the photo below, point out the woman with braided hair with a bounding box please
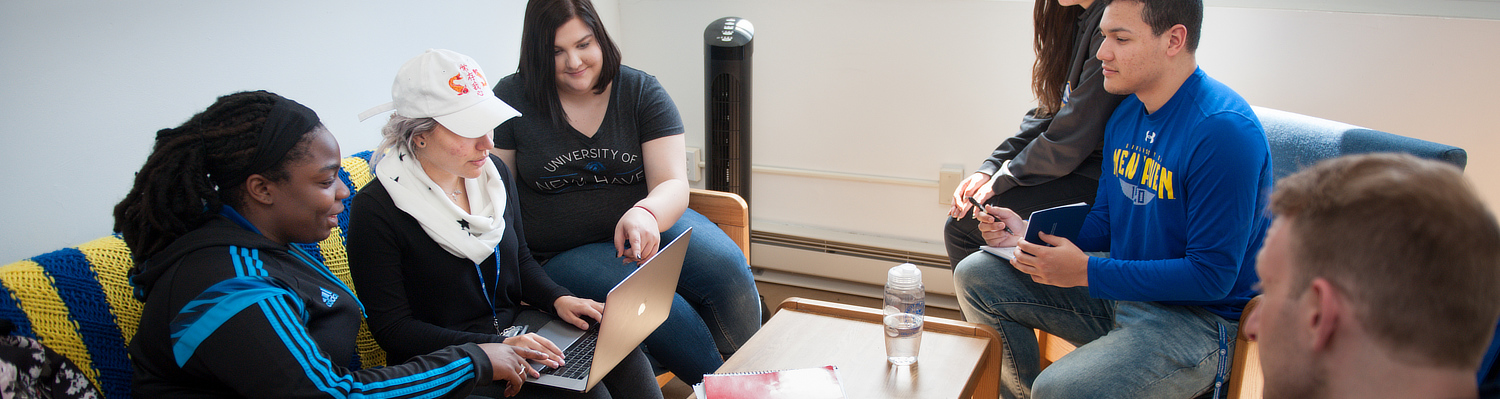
[117,90,554,397]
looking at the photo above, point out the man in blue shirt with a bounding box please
[954,0,1272,397]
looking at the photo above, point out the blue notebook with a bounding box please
[1023,202,1091,247]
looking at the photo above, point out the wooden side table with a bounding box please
[693,297,1001,399]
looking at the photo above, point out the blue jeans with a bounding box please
[954,251,1235,399]
[542,209,762,385]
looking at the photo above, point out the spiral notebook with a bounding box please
[1022,202,1090,247]
[980,202,1090,260]
[692,365,847,399]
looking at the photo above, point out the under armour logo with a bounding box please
[1144,131,1157,144]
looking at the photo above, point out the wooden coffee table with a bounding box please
[690,297,1001,399]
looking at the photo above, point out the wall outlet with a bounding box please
[938,164,964,205]
[686,147,703,182]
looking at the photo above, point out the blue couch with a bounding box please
[1256,106,1479,397]
[1255,106,1467,176]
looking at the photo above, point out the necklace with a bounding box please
[448,189,464,201]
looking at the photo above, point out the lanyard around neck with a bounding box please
[473,247,505,335]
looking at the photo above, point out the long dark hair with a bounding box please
[517,0,622,128]
[1032,0,1087,117]
[112,91,311,262]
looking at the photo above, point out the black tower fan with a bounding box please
[705,17,753,203]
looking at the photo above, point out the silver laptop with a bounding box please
[524,228,690,392]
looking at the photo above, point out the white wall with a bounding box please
[6,0,1500,262]
[610,0,1500,251]
[0,0,527,261]
[616,0,1036,251]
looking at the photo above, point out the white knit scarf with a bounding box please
[375,148,506,264]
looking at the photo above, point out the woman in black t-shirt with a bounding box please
[491,0,762,386]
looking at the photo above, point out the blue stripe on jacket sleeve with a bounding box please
[169,276,304,367]
[259,296,476,398]
[230,246,267,277]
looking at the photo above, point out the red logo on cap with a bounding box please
[448,74,469,95]
[447,64,490,97]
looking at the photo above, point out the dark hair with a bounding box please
[517,0,622,129]
[113,91,315,262]
[1270,153,1500,369]
[1112,0,1202,52]
[1031,0,1088,117]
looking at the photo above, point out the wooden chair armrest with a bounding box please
[688,188,750,260]
[1228,295,1263,399]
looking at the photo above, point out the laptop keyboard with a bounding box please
[541,323,600,379]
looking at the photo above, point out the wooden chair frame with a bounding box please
[656,188,750,388]
[687,188,750,262]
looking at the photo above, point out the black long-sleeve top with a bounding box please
[347,156,572,364]
[977,5,1127,193]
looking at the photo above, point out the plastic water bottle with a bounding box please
[884,263,924,366]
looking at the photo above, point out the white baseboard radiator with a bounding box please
[746,224,961,311]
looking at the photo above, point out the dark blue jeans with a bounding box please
[541,209,761,385]
[954,251,1235,399]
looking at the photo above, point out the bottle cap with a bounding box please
[888,263,922,287]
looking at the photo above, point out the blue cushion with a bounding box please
[1254,106,1467,180]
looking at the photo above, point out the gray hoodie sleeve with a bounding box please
[977,9,1125,194]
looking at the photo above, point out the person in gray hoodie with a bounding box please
[944,0,1127,268]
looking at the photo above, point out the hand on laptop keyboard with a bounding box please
[539,323,602,378]
[503,333,565,369]
[478,342,553,396]
[554,295,604,330]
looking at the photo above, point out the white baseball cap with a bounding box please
[359,49,520,138]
